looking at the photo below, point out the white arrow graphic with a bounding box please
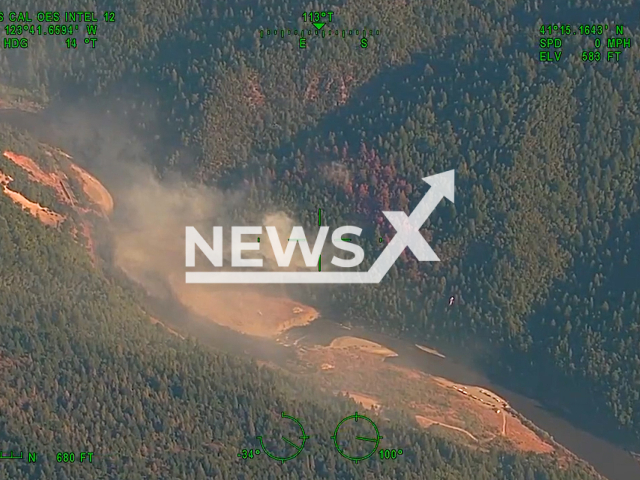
[186,170,455,284]
[367,169,454,282]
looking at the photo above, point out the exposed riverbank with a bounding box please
[2,105,635,479]
[285,318,640,480]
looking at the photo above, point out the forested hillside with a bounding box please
[1,0,639,457]
[0,128,601,478]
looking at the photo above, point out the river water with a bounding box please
[2,106,638,479]
[104,279,640,480]
[284,318,640,480]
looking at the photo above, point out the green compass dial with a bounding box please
[331,412,382,463]
[257,412,309,464]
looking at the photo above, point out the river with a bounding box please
[89,274,640,480]
[283,318,640,480]
[2,106,638,479]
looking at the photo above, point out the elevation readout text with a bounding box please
[538,23,631,63]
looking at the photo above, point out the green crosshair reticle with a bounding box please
[331,412,383,463]
[257,412,309,464]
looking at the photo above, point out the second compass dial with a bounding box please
[331,412,382,463]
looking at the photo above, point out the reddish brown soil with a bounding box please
[2,150,76,206]
[0,169,65,226]
[168,281,319,338]
[1,150,115,262]
[298,345,555,455]
[69,163,113,215]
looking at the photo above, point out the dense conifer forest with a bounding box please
[0,128,599,479]
[0,0,639,476]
